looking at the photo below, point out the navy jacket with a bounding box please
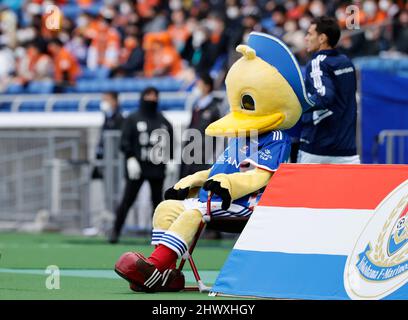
[299,49,358,157]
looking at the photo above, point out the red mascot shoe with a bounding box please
[129,269,185,293]
[115,252,185,292]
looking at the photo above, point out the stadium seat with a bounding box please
[86,100,102,112]
[76,80,99,93]
[27,81,54,94]
[120,100,139,113]
[19,101,46,112]
[53,100,80,112]
[159,98,186,110]
[0,102,12,112]
[5,83,24,94]
[75,77,184,93]
[61,4,81,20]
[78,67,110,80]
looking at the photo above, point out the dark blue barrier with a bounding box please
[361,69,408,163]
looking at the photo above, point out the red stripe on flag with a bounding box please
[259,164,408,209]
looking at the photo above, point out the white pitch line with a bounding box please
[0,269,219,284]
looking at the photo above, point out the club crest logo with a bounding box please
[344,179,408,300]
[388,201,408,256]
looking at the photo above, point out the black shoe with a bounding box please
[108,230,119,244]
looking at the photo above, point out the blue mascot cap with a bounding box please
[248,32,314,111]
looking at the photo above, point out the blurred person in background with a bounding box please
[393,9,408,54]
[14,41,53,85]
[361,0,388,25]
[111,1,140,40]
[206,12,230,84]
[0,5,18,48]
[93,91,124,179]
[86,10,120,71]
[47,38,81,91]
[269,5,287,38]
[181,23,217,75]
[85,91,124,237]
[229,13,265,66]
[283,18,307,53]
[298,16,360,164]
[110,35,144,77]
[180,73,221,179]
[143,32,182,77]
[65,30,88,66]
[0,43,15,92]
[109,87,174,244]
[225,0,241,30]
[137,0,162,20]
[142,5,168,34]
[167,8,191,54]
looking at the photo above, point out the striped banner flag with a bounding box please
[211,164,408,300]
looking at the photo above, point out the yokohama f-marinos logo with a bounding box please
[344,179,408,300]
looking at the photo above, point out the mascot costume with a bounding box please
[114,32,313,292]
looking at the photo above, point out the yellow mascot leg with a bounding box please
[152,199,203,257]
[167,209,203,246]
[151,200,184,246]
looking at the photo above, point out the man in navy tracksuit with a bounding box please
[298,16,360,164]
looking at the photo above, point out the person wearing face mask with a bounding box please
[85,92,124,237]
[109,87,174,244]
[92,92,124,179]
[179,73,221,179]
[181,24,217,75]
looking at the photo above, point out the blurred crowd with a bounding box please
[0,0,407,92]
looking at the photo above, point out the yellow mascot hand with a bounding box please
[203,168,273,210]
[164,169,211,200]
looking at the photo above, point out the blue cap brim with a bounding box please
[248,32,314,111]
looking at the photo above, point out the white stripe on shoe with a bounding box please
[143,269,158,287]
[144,269,162,288]
[162,269,171,287]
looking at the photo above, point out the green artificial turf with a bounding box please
[0,232,238,300]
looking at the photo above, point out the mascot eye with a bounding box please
[240,94,255,111]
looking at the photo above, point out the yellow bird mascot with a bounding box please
[114,32,314,292]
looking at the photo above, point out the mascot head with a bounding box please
[206,32,314,137]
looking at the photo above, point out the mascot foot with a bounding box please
[115,252,185,292]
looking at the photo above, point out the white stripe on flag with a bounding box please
[234,206,373,255]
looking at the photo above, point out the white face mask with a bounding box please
[299,17,311,31]
[76,16,89,28]
[378,0,390,12]
[192,86,203,98]
[363,1,377,17]
[192,31,206,48]
[100,101,113,114]
[169,0,182,10]
[206,19,217,32]
[226,6,240,19]
[119,2,132,15]
[227,6,240,20]
[310,2,324,17]
[59,32,69,44]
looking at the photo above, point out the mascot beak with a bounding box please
[205,111,284,137]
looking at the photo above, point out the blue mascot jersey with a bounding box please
[199,130,291,208]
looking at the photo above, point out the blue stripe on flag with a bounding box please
[211,249,408,300]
